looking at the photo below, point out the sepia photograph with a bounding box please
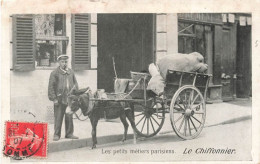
[3,12,253,162]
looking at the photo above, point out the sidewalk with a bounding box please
[48,99,252,153]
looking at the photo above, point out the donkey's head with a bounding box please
[66,87,93,116]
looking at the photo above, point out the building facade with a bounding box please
[177,13,252,101]
[10,13,251,123]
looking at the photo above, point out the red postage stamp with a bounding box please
[3,121,48,159]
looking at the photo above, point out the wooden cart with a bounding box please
[129,70,211,140]
[79,69,211,140]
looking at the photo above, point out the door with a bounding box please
[220,24,237,101]
[178,23,214,83]
[97,14,155,92]
[236,25,252,98]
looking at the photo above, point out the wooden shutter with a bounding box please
[71,14,91,71]
[13,15,35,71]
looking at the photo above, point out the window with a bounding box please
[12,14,92,71]
[178,21,214,82]
[35,14,67,67]
[12,14,91,71]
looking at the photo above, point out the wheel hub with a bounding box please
[144,109,153,117]
[184,108,194,117]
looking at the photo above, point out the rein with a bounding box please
[74,111,89,121]
[73,89,91,121]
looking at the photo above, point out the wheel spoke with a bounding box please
[174,114,184,124]
[194,112,204,114]
[178,96,186,109]
[189,90,194,106]
[191,93,199,106]
[150,118,156,133]
[135,113,144,117]
[190,117,198,132]
[175,97,185,109]
[136,115,145,126]
[176,103,185,111]
[188,117,192,136]
[178,116,185,131]
[151,115,160,126]
[152,113,164,119]
[191,115,202,124]
[173,111,185,114]
[184,91,188,106]
[184,118,187,136]
[192,102,203,110]
[147,118,149,135]
[141,118,146,133]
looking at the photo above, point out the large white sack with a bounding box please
[157,52,208,79]
[147,63,165,96]
[148,63,160,76]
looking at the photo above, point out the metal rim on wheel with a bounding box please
[170,85,206,140]
[133,100,165,137]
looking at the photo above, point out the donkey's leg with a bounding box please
[119,110,129,142]
[125,103,138,144]
[125,103,135,128]
[90,116,99,149]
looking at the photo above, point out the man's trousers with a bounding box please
[54,103,74,137]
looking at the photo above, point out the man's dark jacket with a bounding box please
[48,67,78,105]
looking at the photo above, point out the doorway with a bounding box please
[236,25,252,98]
[97,14,155,92]
[220,24,237,101]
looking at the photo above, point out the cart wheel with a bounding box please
[73,109,88,121]
[132,100,165,137]
[170,85,206,140]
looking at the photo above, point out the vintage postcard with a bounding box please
[1,0,259,163]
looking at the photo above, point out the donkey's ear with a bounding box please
[74,87,90,95]
[79,92,89,101]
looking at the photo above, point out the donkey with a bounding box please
[67,88,136,149]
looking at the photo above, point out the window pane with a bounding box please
[35,14,55,37]
[195,24,205,56]
[36,40,65,67]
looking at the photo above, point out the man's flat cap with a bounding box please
[57,55,69,61]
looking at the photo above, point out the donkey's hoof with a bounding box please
[121,139,126,143]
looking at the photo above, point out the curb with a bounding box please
[48,134,134,153]
[48,103,252,153]
[159,115,252,135]
[48,114,251,153]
